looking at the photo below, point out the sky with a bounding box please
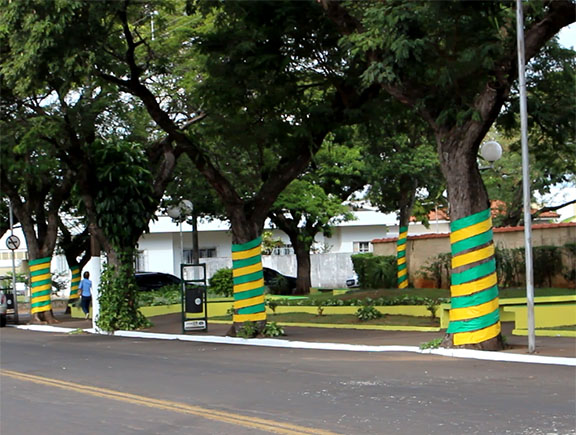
[558,24,575,49]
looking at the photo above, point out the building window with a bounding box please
[183,248,217,262]
[353,241,371,253]
[134,250,147,272]
[272,244,293,256]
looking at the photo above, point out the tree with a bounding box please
[491,40,576,226]
[0,81,74,324]
[268,141,363,294]
[1,0,184,329]
[358,103,444,288]
[162,154,225,265]
[319,0,575,349]
[30,0,376,334]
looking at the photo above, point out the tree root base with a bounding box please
[441,333,506,351]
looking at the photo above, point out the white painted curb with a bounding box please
[9,324,576,367]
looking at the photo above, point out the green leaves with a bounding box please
[90,139,155,250]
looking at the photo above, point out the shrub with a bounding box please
[419,338,443,349]
[533,246,562,287]
[209,268,233,297]
[267,299,278,314]
[425,298,440,319]
[266,274,289,295]
[97,262,151,332]
[418,253,451,289]
[237,321,258,338]
[262,322,285,337]
[356,304,382,321]
[351,254,397,289]
[138,285,180,307]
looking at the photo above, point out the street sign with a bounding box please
[6,235,20,250]
[184,320,206,331]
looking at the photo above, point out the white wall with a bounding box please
[200,252,355,288]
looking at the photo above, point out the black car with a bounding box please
[134,272,182,292]
[262,267,297,295]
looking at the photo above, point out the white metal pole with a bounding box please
[8,202,19,323]
[516,0,536,353]
[179,221,184,265]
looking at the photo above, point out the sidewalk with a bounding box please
[9,310,576,366]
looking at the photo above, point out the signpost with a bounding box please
[6,235,20,251]
[181,263,208,332]
[7,203,20,324]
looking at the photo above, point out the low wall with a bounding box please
[373,223,576,288]
[202,253,356,288]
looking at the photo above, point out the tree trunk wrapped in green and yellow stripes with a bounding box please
[447,209,501,346]
[231,237,267,325]
[68,265,81,303]
[29,257,52,315]
[396,225,408,289]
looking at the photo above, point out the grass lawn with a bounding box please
[213,312,440,327]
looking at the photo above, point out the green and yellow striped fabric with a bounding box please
[397,225,408,289]
[69,265,81,301]
[231,237,267,324]
[447,209,501,345]
[29,257,52,315]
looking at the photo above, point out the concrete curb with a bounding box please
[10,324,576,367]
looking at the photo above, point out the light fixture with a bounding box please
[480,141,503,163]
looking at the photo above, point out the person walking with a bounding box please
[78,271,93,320]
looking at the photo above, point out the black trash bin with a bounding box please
[185,286,204,314]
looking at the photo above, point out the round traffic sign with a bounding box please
[6,235,20,250]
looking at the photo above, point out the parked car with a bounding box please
[134,272,182,292]
[0,290,7,327]
[263,267,297,295]
[346,274,360,288]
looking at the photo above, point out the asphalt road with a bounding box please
[1,328,575,435]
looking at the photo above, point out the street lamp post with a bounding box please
[516,0,535,354]
[167,200,194,267]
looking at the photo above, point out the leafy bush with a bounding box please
[356,304,382,321]
[419,338,443,349]
[262,322,285,337]
[97,262,151,332]
[418,253,451,289]
[495,245,524,287]
[266,274,289,295]
[267,299,278,314]
[138,285,181,307]
[209,268,233,297]
[351,254,397,289]
[237,321,258,338]
[533,246,563,287]
[425,298,440,319]
[271,294,449,308]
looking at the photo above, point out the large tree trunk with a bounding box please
[293,240,313,295]
[397,178,417,289]
[227,217,267,337]
[437,132,504,351]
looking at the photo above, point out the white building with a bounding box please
[0,207,451,289]
[135,207,451,288]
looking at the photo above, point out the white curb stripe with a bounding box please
[9,324,576,367]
